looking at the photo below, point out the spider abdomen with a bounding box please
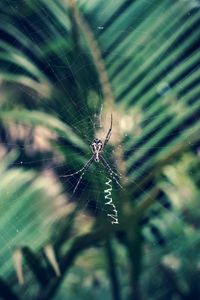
[91,138,103,162]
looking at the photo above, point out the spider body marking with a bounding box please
[61,114,122,194]
[91,138,103,162]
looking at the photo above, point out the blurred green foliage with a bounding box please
[0,0,200,299]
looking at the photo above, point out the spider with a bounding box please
[62,114,122,194]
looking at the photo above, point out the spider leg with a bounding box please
[60,156,94,178]
[72,158,93,194]
[103,114,112,148]
[100,157,123,189]
[101,155,122,178]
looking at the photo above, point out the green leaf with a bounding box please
[0,110,87,151]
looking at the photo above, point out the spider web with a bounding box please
[0,2,117,292]
[0,0,200,299]
[3,2,124,223]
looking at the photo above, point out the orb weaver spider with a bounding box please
[62,114,122,194]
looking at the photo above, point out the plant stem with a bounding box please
[105,237,122,300]
[126,221,143,300]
